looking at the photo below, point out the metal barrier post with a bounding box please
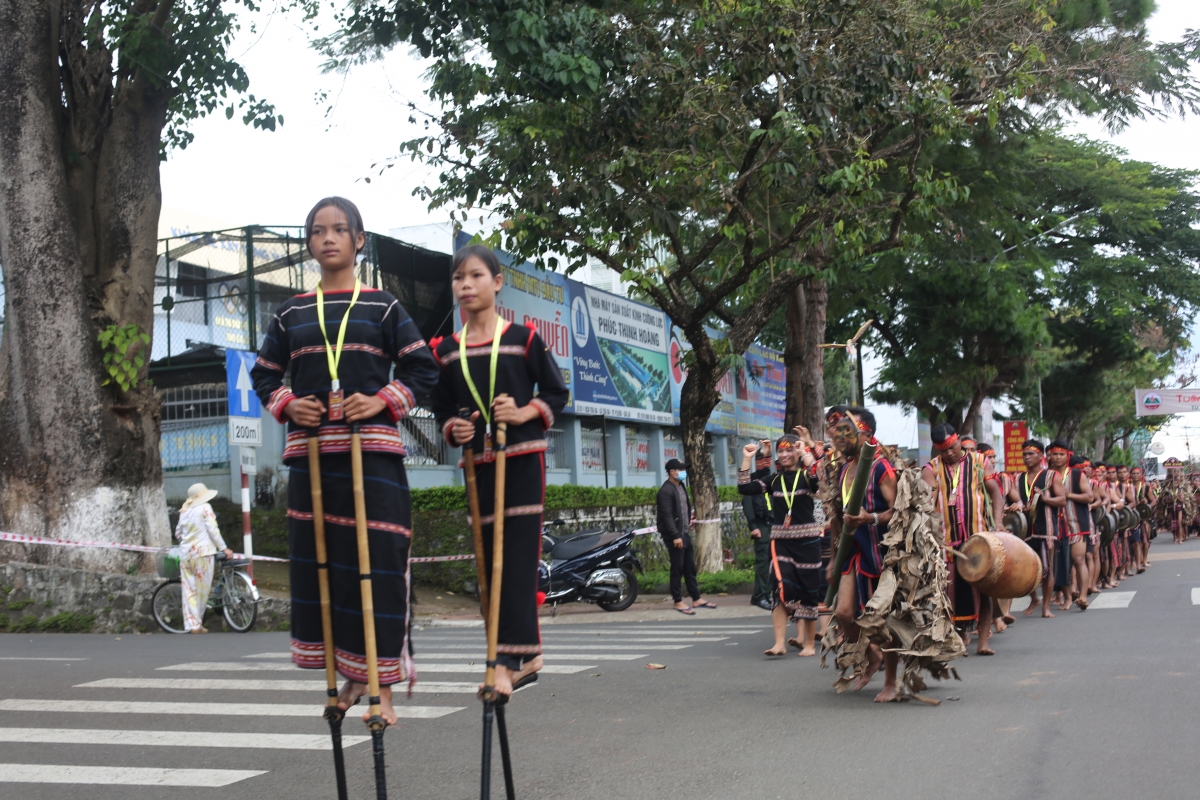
[246,226,257,352]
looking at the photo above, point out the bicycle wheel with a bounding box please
[151,580,186,634]
[222,570,259,632]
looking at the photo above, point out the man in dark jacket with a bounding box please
[657,459,715,615]
[742,441,775,610]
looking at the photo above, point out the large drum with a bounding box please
[957,531,1043,599]
[1002,510,1029,540]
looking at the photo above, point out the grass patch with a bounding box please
[6,599,34,611]
[38,612,96,633]
[0,613,8,631]
[636,567,755,595]
[10,614,39,633]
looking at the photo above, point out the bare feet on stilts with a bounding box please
[336,679,367,714]
[486,656,545,698]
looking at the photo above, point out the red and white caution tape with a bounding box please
[0,531,287,562]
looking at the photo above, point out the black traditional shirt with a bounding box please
[251,286,439,462]
[431,319,569,465]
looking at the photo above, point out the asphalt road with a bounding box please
[3,538,1200,800]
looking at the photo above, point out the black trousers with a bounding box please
[751,534,772,604]
[669,544,701,603]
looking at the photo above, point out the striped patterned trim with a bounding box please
[770,523,824,539]
[529,397,554,429]
[287,508,412,537]
[471,505,545,526]
[289,343,385,360]
[396,339,428,358]
[785,603,819,621]
[458,439,547,466]
[290,639,327,670]
[439,345,528,364]
[256,355,284,373]
[283,424,407,460]
[378,380,416,422]
[775,556,821,570]
[497,643,542,655]
[335,648,405,686]
[267,386,297,422]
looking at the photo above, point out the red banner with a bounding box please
[1003,421,1029,473]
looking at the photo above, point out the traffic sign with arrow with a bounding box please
[226,349,262,446]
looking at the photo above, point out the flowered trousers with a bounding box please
[181,552,215,632]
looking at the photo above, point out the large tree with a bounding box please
[336,0,1200,570]
[0,0,288,569]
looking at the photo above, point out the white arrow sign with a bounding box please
[236,359,253,414]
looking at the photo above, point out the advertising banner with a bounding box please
[568,283,673,423]
[1003,420,1029,473]
[454,232,574,409]
[735,344,786,440]
[668,325,737,434]
[1135,388,1200,417]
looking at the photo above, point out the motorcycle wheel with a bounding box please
[597,566,639,612]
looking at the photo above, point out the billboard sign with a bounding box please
[1002,420,1029,473]
[735,344,786,440]
[668,325,737,434]
[1135,388,1200,417]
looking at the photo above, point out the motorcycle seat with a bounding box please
[547,529,623,561]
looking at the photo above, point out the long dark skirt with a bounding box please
[947,558,978,628]
[769,523,822,620]
[287,452,413,687]
[470,452,545,672]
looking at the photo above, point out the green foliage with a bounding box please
[0,614,7,631]
[0,585,11,595]
[10,615,39,633]
[5,599,34,611]
[97,324,149,391]
[38,612,97,633]
[636,568,755,595]
[404,484,741,512]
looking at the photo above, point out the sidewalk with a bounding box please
[413,592,772,627]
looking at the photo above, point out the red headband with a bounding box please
[934,433,960,451]
[1047,447,1070,455]
[1079,460,1091,468]
[776,441,795,451]
[826,412,845,425]
[1022,446,1043,454]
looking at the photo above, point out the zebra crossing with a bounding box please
[0,621,764,791]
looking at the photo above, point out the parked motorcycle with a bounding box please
[538,520,643,614]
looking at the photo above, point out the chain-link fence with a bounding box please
[152,226,456,469]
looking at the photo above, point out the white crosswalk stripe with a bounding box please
[1089,590,1136,609]
[1191,587,1200,605]
[157,661,599,672]
[0,699,463,719]
[0,727,369,750]
[415,653,643,661]
[75,677,484,693]
[0,764,266,787]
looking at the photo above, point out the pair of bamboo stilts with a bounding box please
[308,425,388,800]
[462,402,517,800]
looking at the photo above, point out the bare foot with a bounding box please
[798,645,816,657]
[336,679,368,713]
[1076,597,1089,611]
[977,645,995,656]
[360,685,397,727]
[874,684,899,702]
[1002,614,1016,624]
[488,656,545,698]
[993,618,1008,634]
[1023,600,1038,617]
[851,650,883,692]
[1041,609,1055,619]
[764,644,787,656]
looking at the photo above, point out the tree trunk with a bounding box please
[783,278,828,436]
[960,390,986,439]
[677,326,726,573]
[0,0,170,571]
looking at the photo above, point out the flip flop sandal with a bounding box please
[674,606,696,615]
[693,601,718,609]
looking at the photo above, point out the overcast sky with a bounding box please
[158,0,1199,459]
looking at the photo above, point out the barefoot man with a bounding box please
[923,423,1007,654]
[1048,441,1091,611]
[1013,440,1061,619]
[827,408,900,701]
[738,431,821,657]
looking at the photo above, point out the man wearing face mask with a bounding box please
[657,459,715,615]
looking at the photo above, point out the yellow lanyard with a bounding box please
[315,279,361,389]
[840,463,854,506]
[780,469,802,515]
[459,315,503,426]
[1023,469,1042,501]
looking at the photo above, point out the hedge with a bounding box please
[412,483,744,512]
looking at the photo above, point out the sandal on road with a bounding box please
[674,606,695,615]
[693,601,718,609]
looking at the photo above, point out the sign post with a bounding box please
[227,350,262,578]
[1003,421,1029,474]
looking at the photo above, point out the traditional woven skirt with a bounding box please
[470,453,545,672]
[947,557,979,628]
[769,522,822,620]
[286,452,413,686]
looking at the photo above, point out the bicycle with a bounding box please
[152,549,260,633]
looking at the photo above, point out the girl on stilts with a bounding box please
[251,197,439,725]
[431,245,569,696]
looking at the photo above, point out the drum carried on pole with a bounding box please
[956,531,1043,599]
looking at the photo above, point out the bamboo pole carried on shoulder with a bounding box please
[350,421,389,800]
[307,428,348,800]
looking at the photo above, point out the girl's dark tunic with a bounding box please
[837,456,895,615]
[251,286,438,686]
[431,319,569,671]
[738,466,822,620]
